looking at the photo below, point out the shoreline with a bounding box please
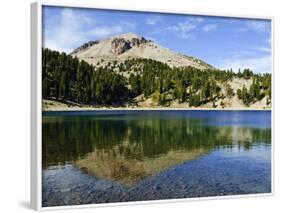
[42,99,271,112]
[42,107,271,112]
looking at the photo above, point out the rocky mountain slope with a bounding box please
[71,32,213,70]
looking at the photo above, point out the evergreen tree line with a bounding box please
[42,48,271,107]
[43,48,128,105]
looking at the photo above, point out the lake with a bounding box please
[42,110,271,207]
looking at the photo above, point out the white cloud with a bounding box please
[247,21,268,31]
[145,16,161,25]
[166,20,196,39]
[218,55,272,73]
[43,9,85,53]
[165,17,206,39]
[240,20,270,32]
[254,46,271,53]
[87,26,123,37]
[252,37,272,54]
[121,21,136,29]
[202,24,217,32]
[187,17,204,23]
[43,8,135,53]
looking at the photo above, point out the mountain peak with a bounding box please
[110,33,148,55]
[71,32,213,70]
[112,32,142,40]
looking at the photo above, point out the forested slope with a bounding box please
[42,48,271,109]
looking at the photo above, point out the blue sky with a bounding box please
[43,6,272,73]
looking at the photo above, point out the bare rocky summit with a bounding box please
[71,32,213,70]
[110,35,147,55]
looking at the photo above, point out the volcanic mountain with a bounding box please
[71,32,213,70]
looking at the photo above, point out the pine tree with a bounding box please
[226,84,234,99]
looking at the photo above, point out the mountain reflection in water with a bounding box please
[43,111,271,185]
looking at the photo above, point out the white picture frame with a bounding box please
[31,1,274,211]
